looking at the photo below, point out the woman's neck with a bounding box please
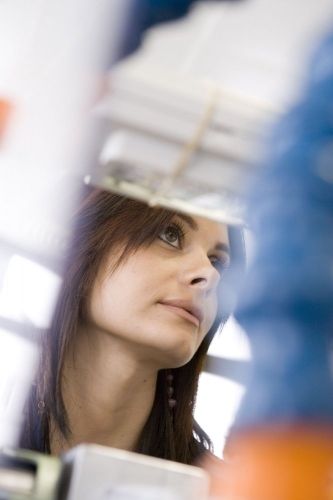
[50,325,159,456]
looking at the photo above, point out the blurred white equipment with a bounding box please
[0,445,209,499]
[92,0,333,226]
[61,444,210,500]
[94,59,276,226]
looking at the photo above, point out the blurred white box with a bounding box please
[62,444,210,500]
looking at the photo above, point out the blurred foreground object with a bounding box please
[0,448,62,499]
[0,98,12,142]
[94,60,275,226]
[208,426,333,500]
[0,0,135,452]
[0,444,208,499]
[61,444,209,500]
[207,27,333,500]
[91,0,333,226]
[0,0,133,266]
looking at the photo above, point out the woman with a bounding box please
[20,186,245,465]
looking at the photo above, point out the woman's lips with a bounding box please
[158,302,200,328]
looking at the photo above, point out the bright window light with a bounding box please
[195,317,251,458]
[0,255,62,328]
[209,316,252,360]
[0,327,38,447]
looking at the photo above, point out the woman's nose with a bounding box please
[179,252,220,293]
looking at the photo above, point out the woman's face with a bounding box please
[85,213,230,368]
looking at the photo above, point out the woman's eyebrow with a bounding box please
[175,213,198,230]
[214,242,230,255]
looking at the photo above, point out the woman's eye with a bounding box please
[158,224,184,248]
[210,256,230,274]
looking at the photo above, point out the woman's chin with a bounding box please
[153,336,198,369]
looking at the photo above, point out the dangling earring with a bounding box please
[166,371,177,409]
[37,399,45,418]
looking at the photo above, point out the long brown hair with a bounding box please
[20,186,245,464]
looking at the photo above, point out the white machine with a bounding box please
[0,445,209,500]
[93,57,276,226]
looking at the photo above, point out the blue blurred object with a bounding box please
[118,0,194,59]
[234,30,333,426]
[118,0,242,58]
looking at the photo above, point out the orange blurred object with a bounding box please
[0,98,12,142]
[205,424,333,500]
